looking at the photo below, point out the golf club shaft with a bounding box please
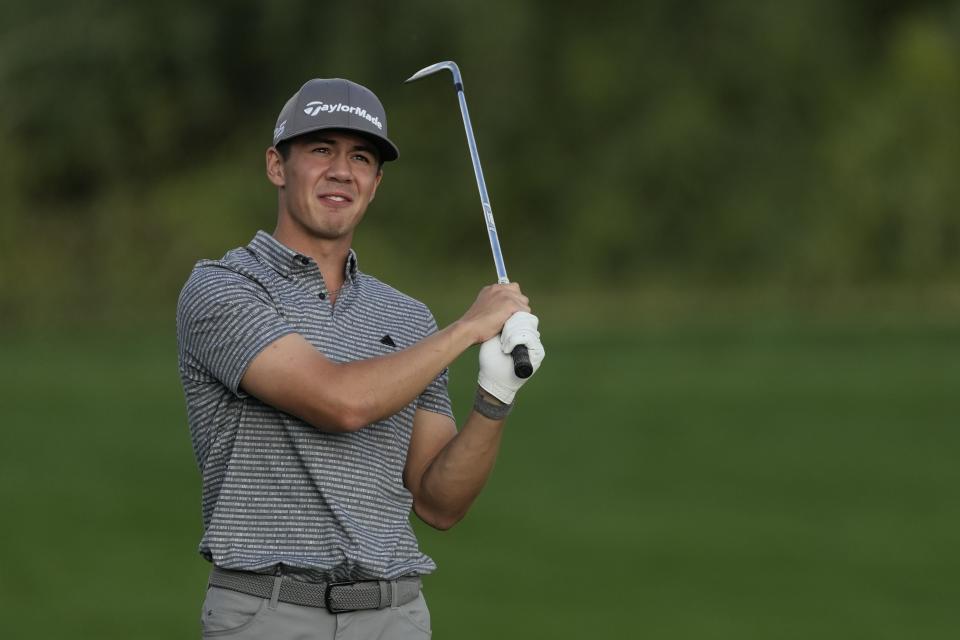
[452,84,532,379]
[453,89,509,284]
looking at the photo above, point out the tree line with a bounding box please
[1,0,958,325]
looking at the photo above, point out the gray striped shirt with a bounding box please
[176,231,453,582]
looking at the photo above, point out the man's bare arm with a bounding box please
[403,389,511,531]
[240,284,528,432]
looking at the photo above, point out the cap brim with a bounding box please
[276,125,399,162]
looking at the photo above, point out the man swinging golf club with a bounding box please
[176,73,545,638]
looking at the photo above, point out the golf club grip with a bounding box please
[511,344,533,379]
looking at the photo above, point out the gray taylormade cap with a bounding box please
[272,78,399,161]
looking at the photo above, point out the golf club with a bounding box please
[405,60,533,378]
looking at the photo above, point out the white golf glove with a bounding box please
[478,311,546,404]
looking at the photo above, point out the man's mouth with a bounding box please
[318,192,353,205]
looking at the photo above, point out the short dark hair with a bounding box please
[275,131,383,171]
[275,139,293,162]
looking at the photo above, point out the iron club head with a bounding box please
[405,61,463,88]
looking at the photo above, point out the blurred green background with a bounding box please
[1,1,958,638]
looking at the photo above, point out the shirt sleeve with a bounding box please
[176,263,298,395]
[415,306,455,419]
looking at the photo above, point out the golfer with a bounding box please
[176,77,545,639]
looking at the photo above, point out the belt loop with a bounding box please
[269,575,283,610]
[378,580,391,609]
[390,580,400,608]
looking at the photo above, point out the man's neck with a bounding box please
[272,226,351,303]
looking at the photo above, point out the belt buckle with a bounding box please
[324,581,358,613]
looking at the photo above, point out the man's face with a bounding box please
[267,130,382,243]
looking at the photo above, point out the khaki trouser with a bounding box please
[200,585,431,639]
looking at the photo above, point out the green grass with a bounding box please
[1,319,957,639]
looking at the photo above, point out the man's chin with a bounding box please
[305,224,354,242]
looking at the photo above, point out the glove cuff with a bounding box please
[478,373,517,405]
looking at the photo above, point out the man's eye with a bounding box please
[312,147,330,154]
[353,154,371,163]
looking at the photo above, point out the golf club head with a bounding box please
[405,61,463,88]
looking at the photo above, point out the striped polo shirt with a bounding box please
[176,230,453,583]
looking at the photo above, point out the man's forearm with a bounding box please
[242,283,531,433]
[415,389,510,529]
[336,321,476,427]
[242,320,476,432]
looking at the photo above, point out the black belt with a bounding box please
[209,567,421,613]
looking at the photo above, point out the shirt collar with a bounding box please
[247,230,360,282]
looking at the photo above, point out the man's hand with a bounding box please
[478,312,545,404]
[457,284,530,345]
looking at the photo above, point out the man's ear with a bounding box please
[266,147,285,187]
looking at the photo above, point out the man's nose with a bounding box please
[326,152,353,181]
